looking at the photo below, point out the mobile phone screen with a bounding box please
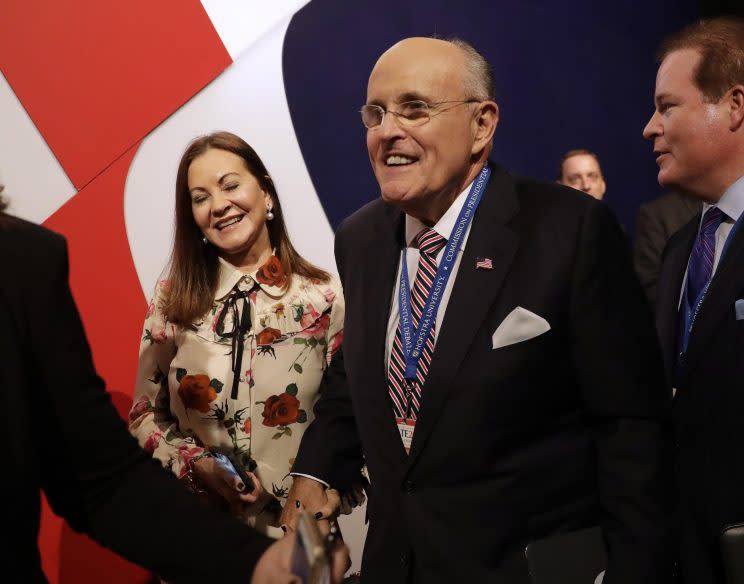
[291,528,313,583]
[211,451,255,493]
[225,451,254,493]
[291,512,330,584]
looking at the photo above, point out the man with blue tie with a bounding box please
[283,36,672,583]
[643,16,744,584]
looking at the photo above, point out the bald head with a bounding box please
[363,36,499,225]
[369,38,468,101]
[371,37,493,102]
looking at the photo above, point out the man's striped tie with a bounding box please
[388,227,447,422]
[687,206,725,303]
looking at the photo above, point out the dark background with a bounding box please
[284,0,742,237]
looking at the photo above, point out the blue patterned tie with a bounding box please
[676,207,725,380]
[686,207,725,304]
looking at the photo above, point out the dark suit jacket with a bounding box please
[295,166,672,583]
[634,192,701,308]
[0,215,272,583]
[656,212,744,584]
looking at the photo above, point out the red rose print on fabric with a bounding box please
[256,255,287,288]
[256,327,282,346]
[144,430,163,454]
[129,395,153,423]
[261,393,300,427]
[258,384,308,438]
[177,373,216,413]
[330,330,344,357]
[322,288,336,304]
[298,313,330,340]
[299,303,320,328]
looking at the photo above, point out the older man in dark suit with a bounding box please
[0,191,347,583]
[643,16,744,584]
[283,37,671,583]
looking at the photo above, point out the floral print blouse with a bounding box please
[129,255,343,535]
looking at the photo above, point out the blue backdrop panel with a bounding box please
[284,0,698,235]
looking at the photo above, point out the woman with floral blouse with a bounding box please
[129,131,347,537]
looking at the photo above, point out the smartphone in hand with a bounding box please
[291,511,330,584]
[211,450,255,493]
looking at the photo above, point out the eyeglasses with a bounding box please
[360,99,481,129]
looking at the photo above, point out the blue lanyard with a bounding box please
[398,165,491,380]
[679,210,744,356]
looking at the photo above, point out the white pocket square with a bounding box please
[491,307,551,349]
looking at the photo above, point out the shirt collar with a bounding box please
[703,174,744,223]
[404,179,475,248]
[215,252,288,300]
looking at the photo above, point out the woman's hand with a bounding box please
[279,478,345,534]
[192,453,264,510]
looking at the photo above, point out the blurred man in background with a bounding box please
[633,191,701,307]
[558,148,607,200]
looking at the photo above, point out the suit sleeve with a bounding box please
[570,201,673,584]
[30,235,272,583]
[633,203,666,308]
[292,225,365,492]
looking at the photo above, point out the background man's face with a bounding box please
[643,49,730,197]
[365,39,479,212]
[559,154,606,199]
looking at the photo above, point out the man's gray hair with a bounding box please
[447,38,495,101]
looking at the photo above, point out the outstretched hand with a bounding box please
[251,529,350,583]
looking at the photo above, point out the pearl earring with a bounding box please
[202,236,208,245]
[266,209,274,221]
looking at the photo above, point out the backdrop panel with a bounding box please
[0,0,230,189]
[283,0,699,235]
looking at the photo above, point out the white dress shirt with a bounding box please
[705,175,744,275]
[292,180,476,488]
[673,175,744,399]
[679,175,744,306]
[384,181,475,366]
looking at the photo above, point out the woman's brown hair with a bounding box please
[163,131,329,326]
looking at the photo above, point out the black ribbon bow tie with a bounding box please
[215,283,256,400]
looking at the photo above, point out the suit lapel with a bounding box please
[656,218,697,386]
[353,204,410,464]
[406,167,519,469]
[682,220,744,377]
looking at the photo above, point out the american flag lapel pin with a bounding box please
[475,257,493,270]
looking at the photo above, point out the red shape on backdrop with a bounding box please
[39,402,152,582]
[0,0,231,190]
[44,145,146,406]
[41,144,151,583]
